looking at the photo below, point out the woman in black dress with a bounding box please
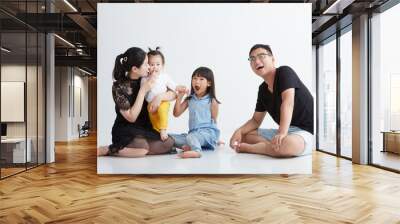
[98,47,175,157]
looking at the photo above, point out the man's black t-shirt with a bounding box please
[255,66,314,134]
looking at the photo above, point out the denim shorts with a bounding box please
[258,126,314,156]
[170,128,219,152]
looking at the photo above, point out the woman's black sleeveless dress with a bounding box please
[108,77,160,154]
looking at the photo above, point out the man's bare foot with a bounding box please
[160,129,168,141]
[233,141,242,153]
[178,150,201,158]
[97,146,109,156]
[217,140,225,146]
[238,142,260,153]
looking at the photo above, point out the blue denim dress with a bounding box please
[170,94,220,152]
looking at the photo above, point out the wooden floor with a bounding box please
[1,135,400,223]
[373,151,400,171]
[1,167,26,178]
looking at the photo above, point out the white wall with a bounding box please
[98,3,312,146]
[1,64,45,163]
[1,65,39,137]
[72,71,89,138]
[1,65,26,139]
[312,45,317,137]
[312,46,317,94]
[55,67,68,141]
[55,67,89,141]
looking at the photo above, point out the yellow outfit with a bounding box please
[148,101,170,132]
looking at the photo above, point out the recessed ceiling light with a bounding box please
[1,47,11,53]
[63,0,78,12]
[54,34,75,48]
[322,0,354,15]
[78,67,93,76]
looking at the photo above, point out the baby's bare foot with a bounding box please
[160,129,168,141]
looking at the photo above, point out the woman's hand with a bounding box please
[141,76,156,93]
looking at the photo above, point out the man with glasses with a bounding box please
[229,44,314,157]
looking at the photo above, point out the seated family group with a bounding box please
[97,44,314,159]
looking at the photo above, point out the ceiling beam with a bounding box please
[67,13,97,39]
[55,55,96,72]
[322,0,355,14]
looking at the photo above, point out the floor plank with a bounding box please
[1,134,400,223]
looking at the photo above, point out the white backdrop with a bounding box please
[97,3,312,146]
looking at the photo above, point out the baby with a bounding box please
[141,47,184,141]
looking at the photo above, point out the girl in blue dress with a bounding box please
[171,67,221,158]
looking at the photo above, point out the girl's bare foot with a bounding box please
[160,129,168,141]
[181,145,191,152]
[178,150,201,158]
[217,140,225,146]
[97,146,109,156]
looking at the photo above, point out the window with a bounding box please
[370,2,400,171]
[0,1,47,179]
[317,37,337,154]
[340,29,352,158]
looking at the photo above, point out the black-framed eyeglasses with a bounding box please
[248,53,270,62]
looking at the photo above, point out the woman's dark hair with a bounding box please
[147,47,165,64]
[187,66,220,104]
[249,44,273,56]
[113,47,146,81]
